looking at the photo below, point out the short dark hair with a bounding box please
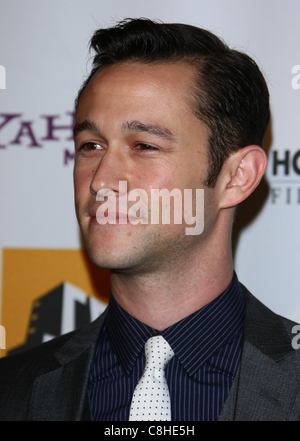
[75,18,270,187]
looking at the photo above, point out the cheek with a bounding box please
[73,165,92,199]
[144,169,178,191]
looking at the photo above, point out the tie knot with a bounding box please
[144,336,174,370]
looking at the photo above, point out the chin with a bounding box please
[85,243,136,271]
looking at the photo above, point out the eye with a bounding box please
[81,142,104,151]
[136,143,159,152]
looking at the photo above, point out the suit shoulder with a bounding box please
[0,312,106,420]
[0,330,76,376]
[0,331,77,420]
[0,311,106,383]
[241,283,300,364]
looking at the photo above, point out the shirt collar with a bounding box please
[106,272,245,377]
[106,294,156,375]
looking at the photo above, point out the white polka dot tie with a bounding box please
[129,335,174,421]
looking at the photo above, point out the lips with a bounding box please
[97,211,127,224]
[95,209,143,225]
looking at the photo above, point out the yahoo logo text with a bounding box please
[96,181,204,236]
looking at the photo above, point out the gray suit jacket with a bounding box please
[0,286,300,421]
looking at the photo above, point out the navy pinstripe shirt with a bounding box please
[89,272,245,421]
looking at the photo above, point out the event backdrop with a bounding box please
[0,0,300,357]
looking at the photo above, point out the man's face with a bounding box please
[74,61,216,274]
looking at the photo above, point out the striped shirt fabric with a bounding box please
[89,272,245,421]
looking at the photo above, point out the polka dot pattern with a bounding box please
[129,335,174,421]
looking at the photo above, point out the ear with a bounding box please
[217,145,268,209]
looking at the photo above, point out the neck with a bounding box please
[110,229,233,330]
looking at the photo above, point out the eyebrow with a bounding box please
[73,120,100,138]
[73,119,176,142]
[121,120,176,142]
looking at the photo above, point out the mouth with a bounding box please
[93,210,144,225]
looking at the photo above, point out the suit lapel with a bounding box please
[233,341,299,421]
[219,287,299,421]
[28,311,106,421]
[29,347,94,421]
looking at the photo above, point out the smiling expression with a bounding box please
[73,61,216,274]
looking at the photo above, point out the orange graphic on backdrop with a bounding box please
[1,248,110,357]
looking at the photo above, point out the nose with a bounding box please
[89,147,129,197]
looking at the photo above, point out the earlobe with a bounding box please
[218,145,268,209]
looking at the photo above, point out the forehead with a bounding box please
[74,61,209,156]
[76,61,197,119]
